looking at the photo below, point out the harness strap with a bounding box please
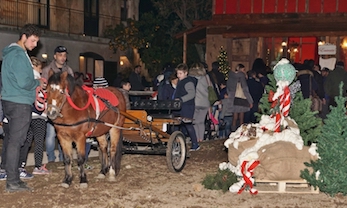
[65,87,93,111]
[52,118,140,131]
[85,95,102,137]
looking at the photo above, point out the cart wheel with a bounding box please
[166,131,187,172]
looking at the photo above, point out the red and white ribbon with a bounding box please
[237,160,260,195]
[272,81,291,132]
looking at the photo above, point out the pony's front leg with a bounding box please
[109,128,123,181]
[75,137,88,188]
[59,138,74,188]
[96,134,109,179]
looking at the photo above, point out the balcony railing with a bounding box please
[0,0,120,37]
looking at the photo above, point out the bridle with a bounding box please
[47,84,93,120]
[47,85,67,120]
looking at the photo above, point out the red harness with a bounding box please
[64,85,120,137]
[65,85,119,111]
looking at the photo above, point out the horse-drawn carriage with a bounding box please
[122,99,187,172]
[45,71,188,188]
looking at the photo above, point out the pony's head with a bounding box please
[46,70,78,120]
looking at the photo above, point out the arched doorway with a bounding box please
[79,52,104,81]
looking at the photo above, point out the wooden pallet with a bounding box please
[255,179,319,194]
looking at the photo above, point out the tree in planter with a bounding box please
[301,84,347,196]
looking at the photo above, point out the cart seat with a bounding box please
[131,100,181,110]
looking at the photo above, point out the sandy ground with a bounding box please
[0,139,347,208]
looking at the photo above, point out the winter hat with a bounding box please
[93,77,109,88]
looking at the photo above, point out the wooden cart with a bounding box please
[120,100,188,172]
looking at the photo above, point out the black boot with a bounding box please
[6,182,32,193]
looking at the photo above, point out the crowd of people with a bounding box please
[138,57,345,154]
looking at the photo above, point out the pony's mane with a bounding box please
[48,72,82,95]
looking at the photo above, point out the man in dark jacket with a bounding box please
[129,65,145,91]
[245,70,264,123]
[324,61,347,107]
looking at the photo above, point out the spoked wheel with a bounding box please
[166,131,187,172]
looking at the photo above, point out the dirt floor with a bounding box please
[0,139,347,208]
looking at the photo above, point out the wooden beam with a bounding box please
[223,31,347,38]
[195,13,347,27]
[179,12,347,43]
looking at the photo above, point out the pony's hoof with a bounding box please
[108,176,116,182]
[61,183,70,188]
[80,183,88,189]
[96,173,105,179]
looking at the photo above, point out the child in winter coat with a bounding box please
[174,63,199,151]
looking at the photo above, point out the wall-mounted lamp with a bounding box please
[343,42,347,49]
[281,41,287,47]
[318,40,325,46]
[42,53,48,60]
[120,60,124,66]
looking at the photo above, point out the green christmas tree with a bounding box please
[256,73,277,118]
[290,92,322,145]
[301,84,347,196]
[217,46,230,80]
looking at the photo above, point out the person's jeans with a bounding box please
[2,100,32,184]
[219,116,232,138]
[46,122,63,162]
[1,123,9,170]
[85,142,91,162]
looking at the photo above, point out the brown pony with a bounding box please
[46,71,125,188]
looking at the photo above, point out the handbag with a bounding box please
[235,81,246,99]
[234,79,249,106]
[206,75,218,105]
[311,96,322,112]
[308,75,322,112]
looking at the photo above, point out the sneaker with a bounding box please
[0,171,7,181]
[32,164,51,175]
[189,145,200,151]
[86,138,94,143]
[18,168,34,179]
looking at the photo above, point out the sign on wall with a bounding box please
[318,44,336,55]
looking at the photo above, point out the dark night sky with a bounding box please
[139,0,155,14]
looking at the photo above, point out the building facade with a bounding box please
[177,0,347,70]
[0,0,140,84]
